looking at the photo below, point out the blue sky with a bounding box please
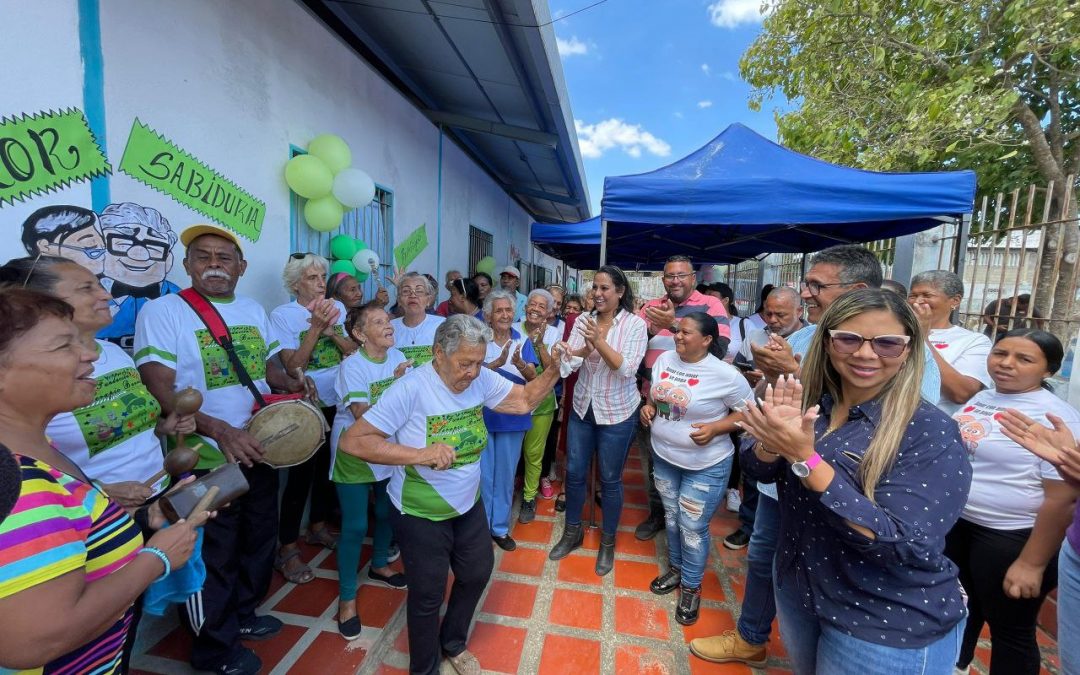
[549,0,782,215]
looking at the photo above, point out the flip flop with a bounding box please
[274,548,314,584]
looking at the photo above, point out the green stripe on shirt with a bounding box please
[133,345,177,363]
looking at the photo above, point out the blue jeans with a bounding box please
[738,493,779,645]
[1060,543,1080,675]
[652,453,731,588]
[775,576,964,675]
[479,430,526,537]
[565,406,637,535]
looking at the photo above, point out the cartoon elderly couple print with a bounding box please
[20,203,180,350]
[651,375,694,422]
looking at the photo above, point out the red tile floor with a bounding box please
[132,444,1062,674]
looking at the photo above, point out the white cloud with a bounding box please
[721,71,737,82]
[697,100,714,109]
[556,36,589,57]
[701,63,711,76]
[707,0,771,28]
[574,118,672,159]
[674,111,685,119]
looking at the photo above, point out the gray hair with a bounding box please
[808,245,883,288]
[282,254,329,294]
[765,285,800,307]
[98,202,177,246]
[527,288,555,313]
[910,270,964,298]
[435,314,492,355]
[398,271,434,296]
[445,269,462,283]
[483,288,517,320]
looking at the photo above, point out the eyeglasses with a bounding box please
[827,330,911,358]
[662,272,694,282]
[398,286,428,297]
[800,280,852,297]
[105,233,169,261]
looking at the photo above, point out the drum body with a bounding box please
[246,399,328,468]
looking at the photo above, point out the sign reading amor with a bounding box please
[119,119,264,241]
[0,108,110,207]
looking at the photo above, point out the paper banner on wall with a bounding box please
[118,118,265,241]
[394,223,428,270]
[0,108,111,207]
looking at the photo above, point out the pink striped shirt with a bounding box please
[568,310,648,424]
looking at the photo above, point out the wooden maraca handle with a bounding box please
[143,467,168,488]
[186,486,219,526]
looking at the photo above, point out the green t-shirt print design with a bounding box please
[195,325,268,390]
[426,405,487,469]
[299,325,346,371]
[398,344,434,367]
[369,375,395,405]
[74,367,161,457]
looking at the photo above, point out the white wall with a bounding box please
[1,0,561,315]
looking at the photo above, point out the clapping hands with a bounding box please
[737,374,819,461]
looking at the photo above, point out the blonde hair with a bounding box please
[800,288,925,501]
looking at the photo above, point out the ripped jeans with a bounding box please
[652,452,733,588]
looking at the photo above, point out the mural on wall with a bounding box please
[20,202,180,350]
[0,108,110,207]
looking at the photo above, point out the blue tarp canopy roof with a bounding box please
[587,123,977,268]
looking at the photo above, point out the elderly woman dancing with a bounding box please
[340,314,562,675]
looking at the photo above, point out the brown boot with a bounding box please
[689,629,767,667]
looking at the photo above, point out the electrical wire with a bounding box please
[325,0,611,28]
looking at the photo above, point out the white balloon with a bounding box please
[352,248,380,271]
[332,168,376,208]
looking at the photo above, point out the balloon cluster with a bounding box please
[328,235,380,281]
[284,134,377,232]
[474,256,496,277]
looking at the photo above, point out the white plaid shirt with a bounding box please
[568,309,648,424]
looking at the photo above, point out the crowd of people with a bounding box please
[0,223,1076,675]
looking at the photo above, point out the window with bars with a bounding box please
[469,226,493,276]
[289,171,394,301]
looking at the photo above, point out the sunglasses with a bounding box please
[289,252,316,260]
[827,330,911,358]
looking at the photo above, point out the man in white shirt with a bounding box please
[499,266,528,322]
[135,224,303,675]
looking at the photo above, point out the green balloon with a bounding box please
[330,235,357,260]
[354,269,370,282]
[304,195,344,232]
[330,259,356,276]
[308,134,352,174]
[475,255,496,276]
[353,238,367,252]
[285,154,333,199]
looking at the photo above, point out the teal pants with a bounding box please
[335,479,393,601]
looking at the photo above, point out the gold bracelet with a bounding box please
[760,444,781,456]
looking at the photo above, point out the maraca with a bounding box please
[143,387,203,487]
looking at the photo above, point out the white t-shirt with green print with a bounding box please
[134,292,281,469]
[391,314,444,368]
[363,362,513,521]
[269,299,348,407]
[330,347,408,484]
[47,339,167,492]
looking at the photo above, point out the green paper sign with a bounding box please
[0,108,110,207]
[119,119,264,240]
[394,223,428,269]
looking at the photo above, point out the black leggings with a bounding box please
[945,517,1058,675]
[278,406,337,545]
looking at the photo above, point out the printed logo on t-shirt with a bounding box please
[299,325,346,371]
[74,367,161,457]
[195,325,268,389]
[399,344,434,367]
[651,370,699,422]
[369,375,396,405]
[426,405,487,468]
[956,400,1002,455]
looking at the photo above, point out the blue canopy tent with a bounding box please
[596,123,977,267]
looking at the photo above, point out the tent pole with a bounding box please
[600,219,608,267]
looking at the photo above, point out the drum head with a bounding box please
[247,400,325,468]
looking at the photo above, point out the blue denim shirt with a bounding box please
[741,394,971,648]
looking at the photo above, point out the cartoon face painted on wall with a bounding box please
[20,205,107,275]
[98,202,177,287]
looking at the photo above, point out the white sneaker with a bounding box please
[953,667,970,675]
[725,488,741,513]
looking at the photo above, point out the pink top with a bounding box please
[567,309,648,424]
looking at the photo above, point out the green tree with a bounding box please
[741,0,1080,329]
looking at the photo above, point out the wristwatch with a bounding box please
[791,451,823,478]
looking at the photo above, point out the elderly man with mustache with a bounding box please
[134,224,304,675]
